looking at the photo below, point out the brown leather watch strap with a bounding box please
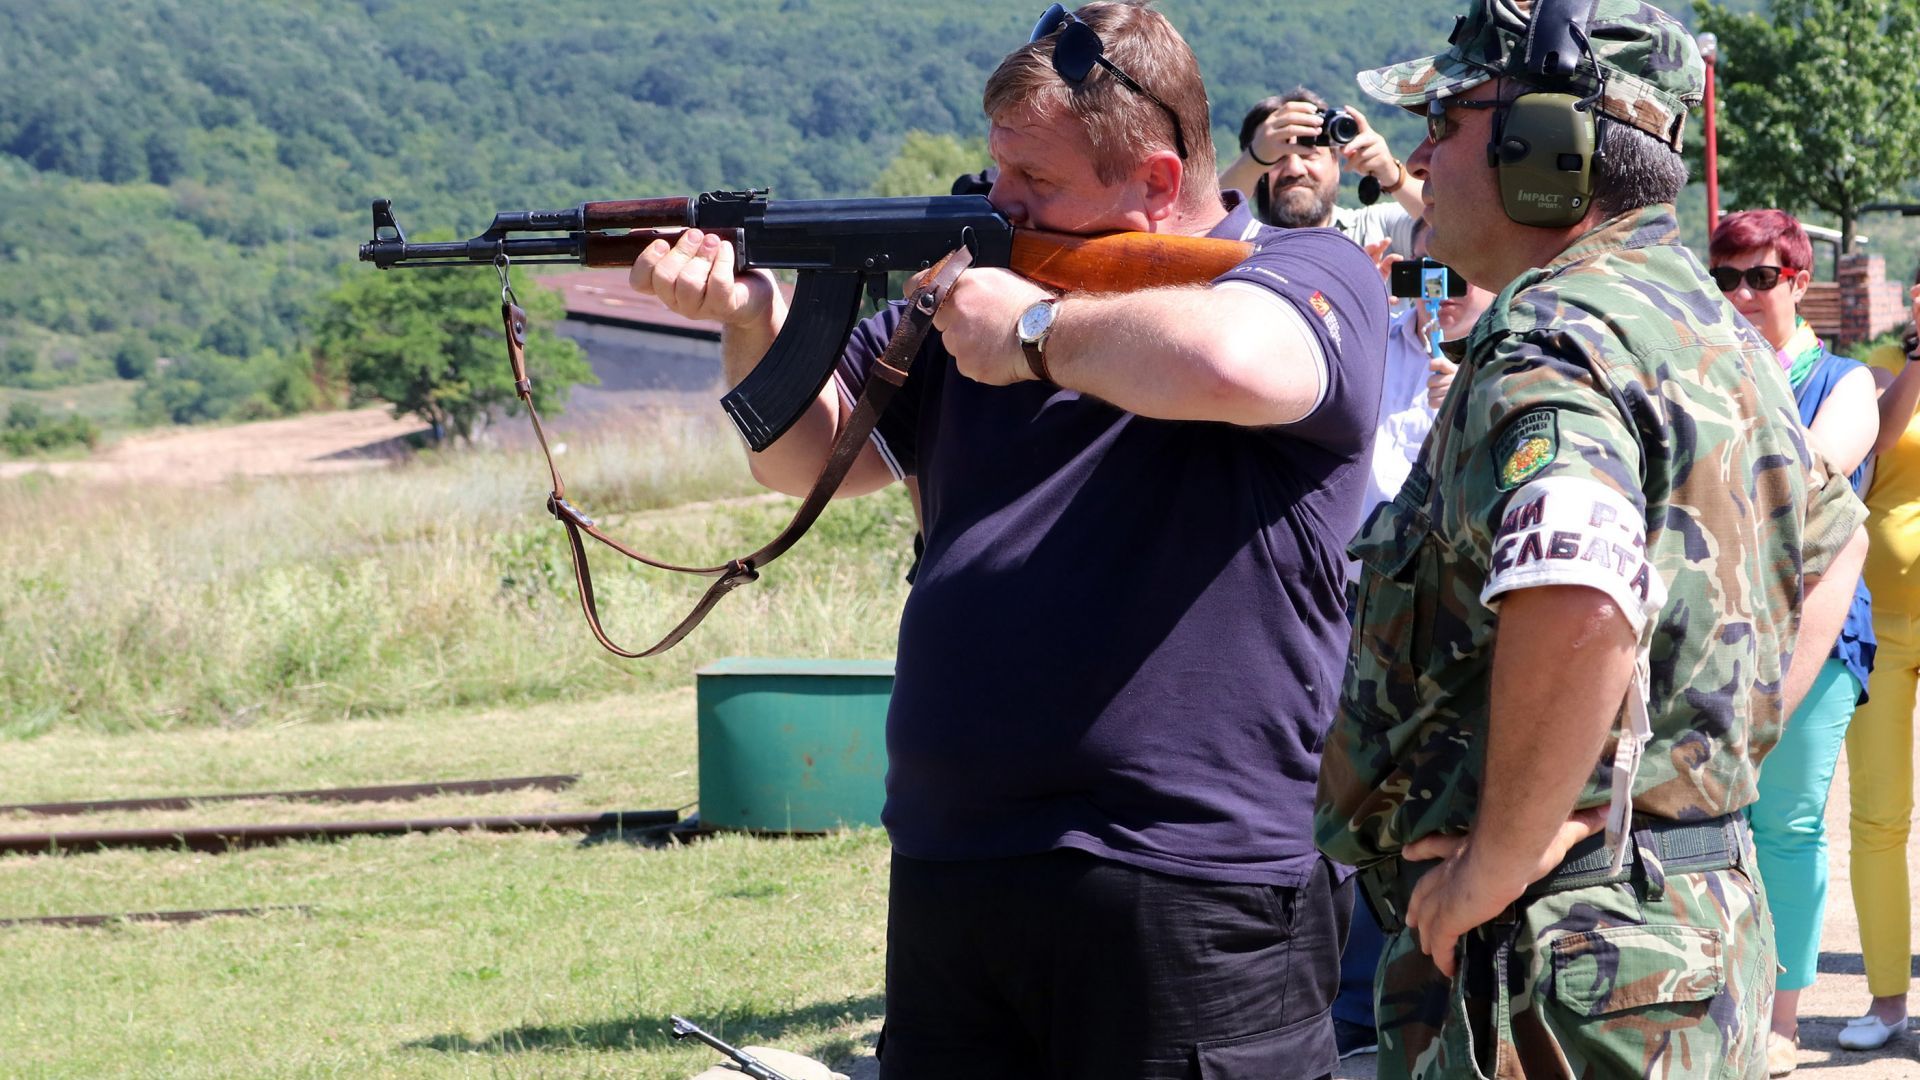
[1022,339,1055,385]
[1381,159,1408,195]
[502,244,975,658]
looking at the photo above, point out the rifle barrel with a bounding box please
[359,233,594,268]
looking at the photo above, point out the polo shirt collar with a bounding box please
[1214,189,1265,241]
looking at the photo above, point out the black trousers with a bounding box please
[878,848,1351,1080]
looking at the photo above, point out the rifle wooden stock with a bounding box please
[584,227,1253,294]
[1009,229,1253,293]
[581,229,743,268]
[582,197,695,229]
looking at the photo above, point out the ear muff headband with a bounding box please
[1491,0,1601,228]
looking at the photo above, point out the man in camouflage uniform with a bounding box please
[1313,1,1871,1077]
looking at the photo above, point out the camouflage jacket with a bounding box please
[1315,204,1866,867]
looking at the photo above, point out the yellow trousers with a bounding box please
[1847,608,1919,998]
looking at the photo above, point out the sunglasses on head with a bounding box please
[1709,265,1791,293]
[1030,3,1189,161]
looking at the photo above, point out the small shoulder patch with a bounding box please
[1495,408,1558,491]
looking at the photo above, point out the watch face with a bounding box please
[1018,300,1056,343]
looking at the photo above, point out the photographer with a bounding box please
[1220,88,1423,255]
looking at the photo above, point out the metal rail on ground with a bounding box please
[0,809,681,856]
[0,774,581,817]
[0,906,313,929]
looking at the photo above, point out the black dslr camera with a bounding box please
[1299,107,1362,147]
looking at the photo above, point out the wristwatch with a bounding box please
[1016,297,1061,384]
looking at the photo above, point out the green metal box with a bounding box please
[695,657,893,832]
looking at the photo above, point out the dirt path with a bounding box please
[0,407,427,487]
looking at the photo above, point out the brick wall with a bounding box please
[1802,281,1842,341]
[1837,253,1907,347]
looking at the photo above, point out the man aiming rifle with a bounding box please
[631,3,1386,1076]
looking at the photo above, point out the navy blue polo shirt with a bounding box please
[834,200,1386,886]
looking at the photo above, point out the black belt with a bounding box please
[1357,814,1746,935]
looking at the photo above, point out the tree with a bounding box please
[310,257,592,443]
[870,131,993,197]
[1696,0,1920,252]
[133,352,260,424]
[113,336,156,380]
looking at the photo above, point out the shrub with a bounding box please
[1,400,100,456]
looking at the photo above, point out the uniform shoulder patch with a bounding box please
[1494,408,1558,491]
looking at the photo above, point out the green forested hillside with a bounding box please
[0,0,1891,412]
[0,0,1474,385]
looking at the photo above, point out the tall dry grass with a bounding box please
[0,411,917,738]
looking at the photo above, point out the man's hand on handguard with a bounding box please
[1400,806,1606,979]
[932,267,1055,386]
[629,228,780,328]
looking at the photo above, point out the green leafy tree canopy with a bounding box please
[312,257,591,443]
[1696,0,1920,251]
[870,131,992,197]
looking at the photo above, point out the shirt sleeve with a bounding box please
[1211,227,1388,453]
[1462,328,1667,634]
[1801,447,1867,578]
[1375,203,1416,260]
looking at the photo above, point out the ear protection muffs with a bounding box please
[1489,0,1601,228]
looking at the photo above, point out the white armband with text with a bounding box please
[1480,474,1667,633]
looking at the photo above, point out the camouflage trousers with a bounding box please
[1369,832,1774,1079]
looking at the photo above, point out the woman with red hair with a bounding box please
[1710,209,1881,1074]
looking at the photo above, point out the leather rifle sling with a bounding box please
[500,245,974,657]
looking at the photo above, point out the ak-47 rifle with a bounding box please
[359,190,1252,656]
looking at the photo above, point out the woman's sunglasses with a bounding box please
[1709,265,1791,293]
[1030,3,1189,161]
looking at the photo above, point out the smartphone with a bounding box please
[1390,257,1469,300]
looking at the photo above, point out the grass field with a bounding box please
[0,688,891,1079]
[0,379,139,430]
[0,411,917,739]
[0,409,908,1076]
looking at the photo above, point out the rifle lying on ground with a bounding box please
[669,1015,797,1080]
[360,190,1252,656]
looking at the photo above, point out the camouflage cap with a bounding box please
[1356,0,1705,149]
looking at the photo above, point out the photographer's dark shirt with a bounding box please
[834,198,1385,886]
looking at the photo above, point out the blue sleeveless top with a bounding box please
[1794,349,1876,700]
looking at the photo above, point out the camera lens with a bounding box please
[1324,109,1361,146]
